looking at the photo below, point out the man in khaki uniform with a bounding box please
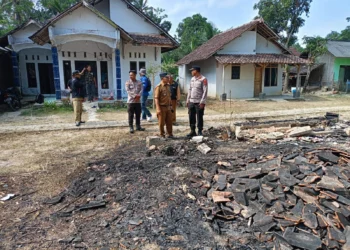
[154,73,173,138]
[169,74,181,126]
[71,70,86,126]
[187,65,208,137]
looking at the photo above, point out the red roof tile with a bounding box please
[129,33,174,46]
[177,19,289,65]
[215,54,308,64]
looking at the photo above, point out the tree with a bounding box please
[38,0,79,16]
[325,18,350,41]
[146,62,161,109]
[254,0,313,93]
[302,36,327,93]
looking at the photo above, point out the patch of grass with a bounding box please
[97,104,127,113]
[21,101,73,116]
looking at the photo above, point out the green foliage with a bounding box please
[254,0,312,47]
[303,36,327,62]
[21,101,73,116]
[293,42,305,52]
[326,17,350,41]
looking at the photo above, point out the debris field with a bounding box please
[1,114,350,249]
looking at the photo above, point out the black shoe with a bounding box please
[168,135,174,139]
[80,121,85,124]
[198,130,203,136]
[136,126,145,131]
[75,122,80,127]
[187,130,197,138]
[130,126,134,134]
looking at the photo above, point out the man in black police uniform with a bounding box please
[186,65,208,137]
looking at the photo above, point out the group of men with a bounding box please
[125,65,207,138]
[69,64,208,137]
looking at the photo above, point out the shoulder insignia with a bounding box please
[203,79,208,86]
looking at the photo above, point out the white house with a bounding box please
[177,19,308,99]
[1,0,178,100]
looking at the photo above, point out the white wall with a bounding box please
[224,64,255,99]
[122,43,161,99]
[110,0,159,34]
[18,48,52,95]
[262,64,283,96]
[318,52,335,85]
[217,31,256,55]
[53,6,116,39]
[10,23,40,44]
[94,0,110,18]
[58,41,113,97]
[256,33,281,54]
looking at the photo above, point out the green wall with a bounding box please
[334,57,350,82]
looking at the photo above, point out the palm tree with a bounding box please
[131,0,150,12]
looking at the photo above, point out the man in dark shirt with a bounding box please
[81,65,96,102]
[71,70,86,126]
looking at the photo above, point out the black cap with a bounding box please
[159,72,168,78]
[129,70,137,74]
[72,70,80,76]
[189,65,200,72]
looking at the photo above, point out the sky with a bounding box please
[148,0,350,44]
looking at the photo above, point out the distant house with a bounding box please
[318,41,350,88]
[288,63,324,89]
[177,19,308,99]
[0,0,178,100]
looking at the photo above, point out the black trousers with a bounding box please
[188,102,204,131]
[128,103,141,127]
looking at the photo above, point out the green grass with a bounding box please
[21,101,74,116]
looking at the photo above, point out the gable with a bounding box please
[94,0,110,18]
[11,23,40,44]
[217,31,256,55]
[109,0,159,34]
[256,33,281,54]
[54,6,117,35]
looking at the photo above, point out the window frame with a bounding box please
[264,64,278,87]
[26,63,37,88]
[231,65,241,80]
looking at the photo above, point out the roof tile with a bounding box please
[215,54,308,64]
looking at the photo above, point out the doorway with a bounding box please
[254,66,263,97]
[38,63,54,94]
[74,61,98,96]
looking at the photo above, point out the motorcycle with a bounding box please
[0,87,22,111]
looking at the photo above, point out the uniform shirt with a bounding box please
[125,79,142,103]
[140,75,150,97]
[84,71,94,85]
[71,78,85,98]
[170,81,181,101]
[154,81,171,106]
[187,75,208,104]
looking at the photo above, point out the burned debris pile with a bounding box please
[191,146,350,249]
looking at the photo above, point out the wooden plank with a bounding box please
[212,191,231,203]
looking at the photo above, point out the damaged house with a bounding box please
[0,0,178,100]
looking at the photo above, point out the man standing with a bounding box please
[139,68,152,122]
[71,70,86,126]
[126,70,145,134]
[169,74,181,126]
[154,73,173,138]
[187,65,208,137]
[81,65,96,102]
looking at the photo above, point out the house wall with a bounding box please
[110,0,159,34]
[334,58,350,82]
[262,64,283,96]
[122,43,161,99]
[318,52,335,86]
[18,48,52,95]
[223,64,255,99]
[217,31,256,55]
[58,41,114,98]
[94,0,110,18]
[256,33,281,54]
[10,23,40,44]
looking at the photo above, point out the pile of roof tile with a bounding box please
[194,147,350,249]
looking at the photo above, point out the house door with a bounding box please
[254,66,263,97]
[38,63,55,94]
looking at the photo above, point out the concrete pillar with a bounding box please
[115,48,122,100]
[51,46,61,100]
[11,51,20,88]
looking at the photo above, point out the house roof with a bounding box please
[177,19,291,65]
[327,41,350,58]
[30,1,134,45]
[0,20,41,47]
[289,63,324,75]
[215,54,308,65]
[289,47,302,57]
[129,33,174,46]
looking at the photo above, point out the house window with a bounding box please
[37,55,40,60]
[26,63,37,88]
[139,61,146,71]
[143,53,146,58]
[264,65,278,87]
[231,66,240,79]
[32,55,35,60]
[130,61,137,71]
[46,56,49,61]
[100,61,109,89]
[68,52,71,57]
[129,52,132,58]
[63,61,72,89]
[25,55,28,60]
